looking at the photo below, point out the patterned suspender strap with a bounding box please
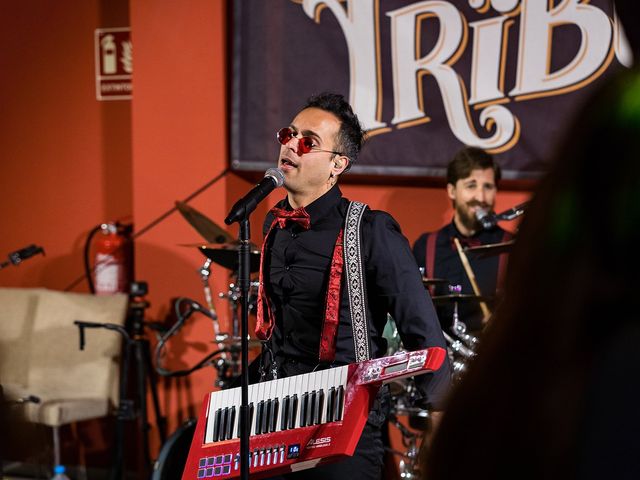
[425,231,438,296]
[318,229,344,363]
[344,201,370,363]
[496,230,513,292]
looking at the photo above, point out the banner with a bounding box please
[231,0,632,180]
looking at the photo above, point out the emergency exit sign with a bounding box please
[94,27,132,101]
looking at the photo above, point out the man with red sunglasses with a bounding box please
[256,92,450,479]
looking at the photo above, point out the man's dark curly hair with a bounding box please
[304,92,365,170]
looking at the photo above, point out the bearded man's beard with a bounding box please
[455,202,487,232]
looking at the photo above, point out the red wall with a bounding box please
[1,0,530,459]
[0,0,132,291]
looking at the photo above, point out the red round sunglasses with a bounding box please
[276,127,343,156]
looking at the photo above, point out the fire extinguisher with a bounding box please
[84,222,134,295]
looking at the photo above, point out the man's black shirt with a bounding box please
[262,185,450,409]
[413,220,512,332]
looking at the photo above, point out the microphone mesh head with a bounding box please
[475,207,495,229]
[475,207,488,221]
[265,168,285,187]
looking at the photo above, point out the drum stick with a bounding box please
[453,237,492,324]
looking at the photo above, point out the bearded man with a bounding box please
[413,147,513,333]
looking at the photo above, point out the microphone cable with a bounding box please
[153,297,226,378]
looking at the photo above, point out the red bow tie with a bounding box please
[270,206,311,230]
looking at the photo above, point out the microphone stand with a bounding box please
[224,168,283,479]
[499,201,529,221]
[237,219,251,480]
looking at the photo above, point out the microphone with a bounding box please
[496,201,529,221]
[224,168,285,224]
[189,300,217,320]
[475,202,529,230]
[5,244,45,266]
[475,208,497,230]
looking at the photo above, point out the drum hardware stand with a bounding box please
[198,258,233,389]
[218,282,239,335]
[217,281,245,386]
[218,280,259,333]
[211,332,239,390]
[442,285,478,381]
[449,285,479,350]
[452,311,479,351]
[214,274,249,389]
[218,281,241,342]
[386,376,432,479]
[216,279,259,388]
[198,258,218,320]
[386,411,422,479]
[74,281,166,480]
[443,331,475,358]
[449,285,464,335]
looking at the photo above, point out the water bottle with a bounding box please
[51,465,71,480]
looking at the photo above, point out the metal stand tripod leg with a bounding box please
[107,287,166,480]
[133,334,166,471]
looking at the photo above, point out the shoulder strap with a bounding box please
[496,229,513,292]
[425,231,438,295]
[344,201,370,362]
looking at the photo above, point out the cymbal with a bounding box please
[422,277,450,287]
[431,293,492,305]
[214,334,262,348]
[179,243,261,273]
[175,201,235,244]
[463,240,514,259]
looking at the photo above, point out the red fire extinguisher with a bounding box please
[88,222,133,295]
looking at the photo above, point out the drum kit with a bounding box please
[174,201,263,390]
[384,242,513,479]
[383,289,479,479]
[154,203,513,479]
[152,205,264,479]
